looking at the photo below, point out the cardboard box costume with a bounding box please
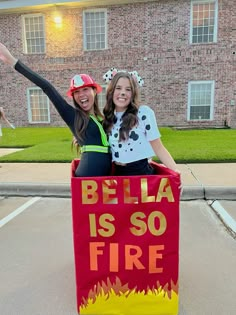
[71,159,180,315]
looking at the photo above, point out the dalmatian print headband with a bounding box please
[103,67,144,87]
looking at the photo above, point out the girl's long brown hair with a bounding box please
[103,72,140,141]
[73,89,103,143]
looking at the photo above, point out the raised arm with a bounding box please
[0,43,75,132]
[0,43,17,66]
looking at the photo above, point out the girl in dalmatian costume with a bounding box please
[103,68,181,177]
[0,43,111,177]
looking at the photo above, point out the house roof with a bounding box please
[0,0,158,13]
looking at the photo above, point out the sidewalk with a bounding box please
[0,147,235,198]
[0,161,235,200]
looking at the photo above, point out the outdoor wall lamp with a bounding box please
[53,14,62,26]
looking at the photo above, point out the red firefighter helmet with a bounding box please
[67,74,102,97]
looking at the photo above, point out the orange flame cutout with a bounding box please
[81,276,178,308]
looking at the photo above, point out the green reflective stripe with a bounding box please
[81,145,109,153]
[89,115,109,147]
[96,115,103,122]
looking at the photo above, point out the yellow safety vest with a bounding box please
[81,115,110,153]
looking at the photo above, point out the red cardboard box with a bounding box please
[71,159,180,315]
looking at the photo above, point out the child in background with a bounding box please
[0,107,15,137]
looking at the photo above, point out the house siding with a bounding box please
[0,0,235,128]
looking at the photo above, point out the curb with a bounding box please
[208,200,236,238]
[205,186,236,200]
[181,186,205,200]
[0,183,236,200]
[0,183,70,198]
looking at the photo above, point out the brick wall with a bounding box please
[0,0,235,128]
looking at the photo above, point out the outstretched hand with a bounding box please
[0,42,17,66]
[175,170,183,194]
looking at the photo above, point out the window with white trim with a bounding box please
[22,14,46,54]
[190,0,218,44]
[98,86,107,112]
[83,9,107,50]
[188,81,215,120]
[27,88,50,123]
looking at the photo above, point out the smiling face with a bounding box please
[113,77,132,112]
[72,87,96,114]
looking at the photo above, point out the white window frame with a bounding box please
[22,13,46,54]
[190,0,218,44]
[27,87,50,124]
[187,80,215,121]
[83,9,107,51]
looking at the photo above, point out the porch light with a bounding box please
[53,15,62,25]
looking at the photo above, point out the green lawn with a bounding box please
[0,127,236,163]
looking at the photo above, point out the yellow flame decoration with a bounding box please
[80,277,178,315]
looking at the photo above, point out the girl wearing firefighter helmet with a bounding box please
[0,43,111,177]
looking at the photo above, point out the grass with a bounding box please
[0,127,236,163]
[0,127,78,162]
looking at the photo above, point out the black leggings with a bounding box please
[75,152,112,177]
[114,158,156,176]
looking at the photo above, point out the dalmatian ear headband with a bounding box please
[103,67,144,87]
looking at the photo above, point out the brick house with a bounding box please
[0,0,235,128]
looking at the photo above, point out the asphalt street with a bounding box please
[0,196,235,315]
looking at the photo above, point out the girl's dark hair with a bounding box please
[73,88,103,142]
[103,72,140,141]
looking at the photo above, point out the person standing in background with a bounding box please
[0,106,15,137]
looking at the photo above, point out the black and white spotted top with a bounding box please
[109,105,161,163]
